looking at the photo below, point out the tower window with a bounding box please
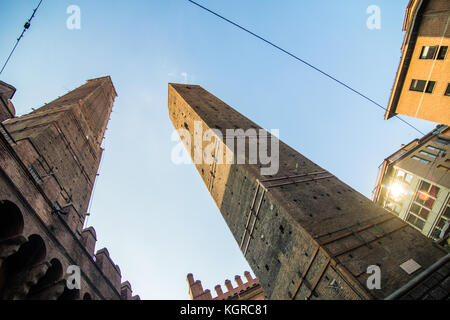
[419,46,438,59]
[437,46,448,60]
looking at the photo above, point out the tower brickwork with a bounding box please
[4,77,116,230]
[169,83,450,300]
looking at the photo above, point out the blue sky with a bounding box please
[0,0,436,299]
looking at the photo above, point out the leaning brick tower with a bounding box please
[0,77,139,300]
[169,83,450,300]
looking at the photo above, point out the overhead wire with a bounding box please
[0,0,43,75]
[187,0,426,136]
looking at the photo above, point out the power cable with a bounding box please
[187,0,425,136]
[0,0,43,75]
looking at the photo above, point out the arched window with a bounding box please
[0,200,24,239]
[57,287,80,300]
[26,258,63,299]
[83,292,92,300]
[0,234,47,299]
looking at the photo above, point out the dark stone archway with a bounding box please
[0,200,24,239]
[0,234,48,299]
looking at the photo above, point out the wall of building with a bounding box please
[375,127,450,240]
[391,0,450,124]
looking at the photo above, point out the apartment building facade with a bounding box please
[385,0,450,125]
[373,125,450,243]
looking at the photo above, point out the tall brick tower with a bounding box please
[4,77,115,234]
[169,83,450,300]
[0,77,139,300]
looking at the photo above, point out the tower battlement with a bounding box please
[187,272,264,300]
